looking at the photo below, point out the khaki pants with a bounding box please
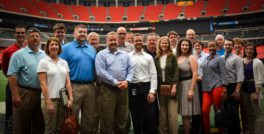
[99,83,128,134]
[159,95,178,134]
[72,83,97,134]
[240,90,264,134]
[13,88,44,134]
[41,99,64,134]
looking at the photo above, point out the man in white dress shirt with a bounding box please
[128,33,158,134]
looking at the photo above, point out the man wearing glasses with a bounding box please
[117,26,134,53]
[8,27,46,134]
[1,25,27,134]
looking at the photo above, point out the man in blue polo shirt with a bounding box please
[8,27,45,134]
[60,24,97,133]
[215,34,225,56]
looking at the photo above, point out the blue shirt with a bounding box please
[7,46,46,89]
[60,40,96,82]
[95,48,134,86]
[216,47,225,56]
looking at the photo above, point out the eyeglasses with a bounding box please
[118,33,126,35]
[16,32,25,34]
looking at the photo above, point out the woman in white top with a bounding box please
[155,36,179,134]
[38,37,73,134]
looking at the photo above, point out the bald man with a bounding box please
[186,29,196,44]
[117,27,134,53]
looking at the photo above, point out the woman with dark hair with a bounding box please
[177,38,200,134]
[240,42,264,134]
[201,40,227,134]
[37,37,73,134]
[155,36,179,134]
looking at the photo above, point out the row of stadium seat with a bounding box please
[0,0,263,22]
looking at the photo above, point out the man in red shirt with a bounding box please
[1,25,26,134]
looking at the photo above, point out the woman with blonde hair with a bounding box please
[155,36,179,134]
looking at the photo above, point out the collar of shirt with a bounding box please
[132,50,144,55]
[73,39,87,48]
[25,46,43,55]
[207,54,219,60]
[224,52,233,61]
[106,47,123,55]
[46,55,62,62]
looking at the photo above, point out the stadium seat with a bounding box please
[108,6,125,22]
[185,0,205,18]
[145,4,163,21]
[32,0,59,19]
[126,5,144,21]
[90,6,107,22]
[205,0,226,17]
[227,0,248,14]
[163,3,182,20]
[50,3,74,20]
[70,5,90,21]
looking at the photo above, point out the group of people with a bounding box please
[1,23,264,134]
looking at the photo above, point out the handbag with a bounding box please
[61,108,80,134]
[160,84,172,96]
[59,88,69,107]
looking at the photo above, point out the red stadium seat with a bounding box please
[248,0,264,12]
[32,0,59,19]
[50,3,74,20]
[163,3,182,20]
[126,5,144,21]
[227,0,247,15]
[14,0,41,16]
[185,0,205,18]
[70,5,90,21]
[205,0,226,17]
[0,0,22,13]
[109,6,125,22]
[145,5,163,21]
[90,6,107,22]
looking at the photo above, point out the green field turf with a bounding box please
[0,70,7,102]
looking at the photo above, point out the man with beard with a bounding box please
[215,34,225,56]
[167,31,180,54]
[144,33,158,58]
[8,27,45,134]
[117,27,134,52]
[60,24,97,133]
[53,23,67,45]
[95,31,134,134]
[223,39,244,134]
[2,25,27,134]
[128,33,158,134]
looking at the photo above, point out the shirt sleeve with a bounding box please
[125,54,135,83]
[218,58,227,86]
[235,57,245,82]
[7,53,21,76]
[149,56,158,93]
[37,59,47,73]
[95,52,119,86]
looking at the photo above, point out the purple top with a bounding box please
[242,61,256,93]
